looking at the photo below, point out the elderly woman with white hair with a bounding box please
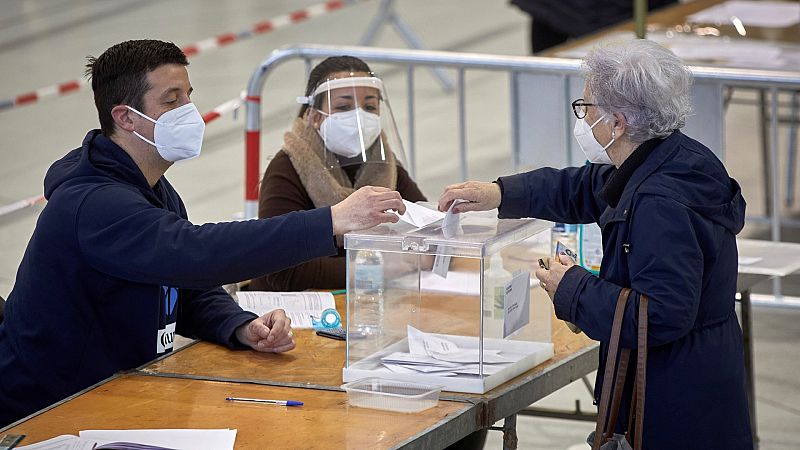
[439,39,752,449]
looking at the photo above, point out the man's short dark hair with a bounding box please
[85,39,188,136]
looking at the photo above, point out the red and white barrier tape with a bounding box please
[202,96,242,124]
[0,194,46,217]
[0,0,352,113]
[0,95,242,219]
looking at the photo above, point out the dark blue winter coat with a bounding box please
[498,131,752,448]
[0,130,336,425]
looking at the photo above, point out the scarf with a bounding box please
[281,117,398,208]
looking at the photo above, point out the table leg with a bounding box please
[502,414,518,450]
[759,89,771,218]
[740,289,759,448]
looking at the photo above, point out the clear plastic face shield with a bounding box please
[297,73,408,170]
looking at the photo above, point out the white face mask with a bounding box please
[573,115,614,165]
[317,108,381,158]
[127,103,205,162]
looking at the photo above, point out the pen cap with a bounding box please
[286,400,304,406]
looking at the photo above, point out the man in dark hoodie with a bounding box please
[0,39,405,425]
[439,40,752,449]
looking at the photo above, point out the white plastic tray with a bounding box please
[341,377,442,413]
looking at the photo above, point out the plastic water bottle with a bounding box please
[352,250,384,336]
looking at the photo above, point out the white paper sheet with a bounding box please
[431,251,452,278]
[451,364,506,376]
[236,291,335,328]
[738,256,764,265]
[408,325,460,355]
[428,349,513,364]
[396,200,445,227]
[688,1,800,28]
[442,199,469,238]
[420,270,480,296]
[503,271,531,338]
[381,351,460,368]
[406,326,514,364]
[79,429,237,450]
[17,435,96,450]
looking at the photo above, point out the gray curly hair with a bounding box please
[584,39,693,143]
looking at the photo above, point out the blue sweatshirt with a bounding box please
[0,130,337,425]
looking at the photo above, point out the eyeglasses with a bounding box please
[571,98,601,119]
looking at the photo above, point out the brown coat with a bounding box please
[249,119,426,291]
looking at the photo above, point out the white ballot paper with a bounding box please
[396,200,446,227]
[738,256,763,266]
[442,199,469,238]
[432,199,470,277]
[503,271,531,338]
[405,326,513,363]
[19,429,238,450]
[380,326,517,376]
[79,429,237,450]
[236,291,335,328]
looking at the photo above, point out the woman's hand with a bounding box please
[534,253,576,300]
[438,181,501,213]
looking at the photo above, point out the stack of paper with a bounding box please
[380,326,513,377]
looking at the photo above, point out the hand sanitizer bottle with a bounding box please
[484,253,512,321]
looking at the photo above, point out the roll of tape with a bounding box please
[320,308,341,328]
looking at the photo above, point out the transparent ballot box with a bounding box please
[343,210,554,394]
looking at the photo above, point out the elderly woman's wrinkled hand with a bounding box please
[438,181,501,213]
[534,253,577,300]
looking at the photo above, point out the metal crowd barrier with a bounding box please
[243,44,800,249]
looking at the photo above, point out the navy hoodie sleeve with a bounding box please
[554,194,703,347]
[76,185,337,288]
[176,287,257,348]
[497,164,612,223]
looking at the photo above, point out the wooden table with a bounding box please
[1,373,479,450]
[3,291,597,449]
[137,289,598,450]
[548,0,799,52]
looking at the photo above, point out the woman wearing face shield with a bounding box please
[249,56,426,292]
[439,39,751,449]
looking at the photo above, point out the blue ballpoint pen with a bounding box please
[226,396,303,406]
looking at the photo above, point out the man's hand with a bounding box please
[534,253,576,300]
[235,309,295,353]
[438,181,501,213]
[330,186,405,235]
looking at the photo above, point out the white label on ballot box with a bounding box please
[503,271,530,338]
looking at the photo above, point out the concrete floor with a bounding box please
[1,0,798,448]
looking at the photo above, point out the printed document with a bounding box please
[236,291,335,328]
[17,429,237,450]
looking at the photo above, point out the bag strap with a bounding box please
[626,295,649,449]
[592,288,632,450]
[604,347,630,441]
